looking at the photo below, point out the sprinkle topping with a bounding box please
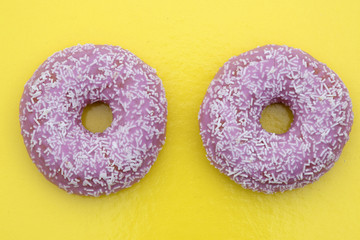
[199,45,353,193]
[20,44,167,196]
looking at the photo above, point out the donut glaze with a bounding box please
[199,45,353,193]
[19,44,167,196]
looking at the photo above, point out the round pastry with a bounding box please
[199,44,353,193]
[19,44,167,196]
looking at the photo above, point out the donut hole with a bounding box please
[260,103,294,134]
[81,102,113,133]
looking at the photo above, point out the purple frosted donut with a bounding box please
[19,44,167,196]
[199,45,353,193]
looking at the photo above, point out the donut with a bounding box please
[19,44,167,196]
[199,45,353,193]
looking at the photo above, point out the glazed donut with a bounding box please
[199,45,353,193]
[19,44,167,196]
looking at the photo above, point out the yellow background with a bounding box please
[1,0,360,239]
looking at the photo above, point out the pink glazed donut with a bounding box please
[199,45,353,193]
[19,44,167,196]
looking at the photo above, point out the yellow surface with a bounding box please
[260,103,294,134]
[82,102,113,133]
[1,0,360,239]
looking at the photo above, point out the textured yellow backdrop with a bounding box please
[1,0,359,239]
